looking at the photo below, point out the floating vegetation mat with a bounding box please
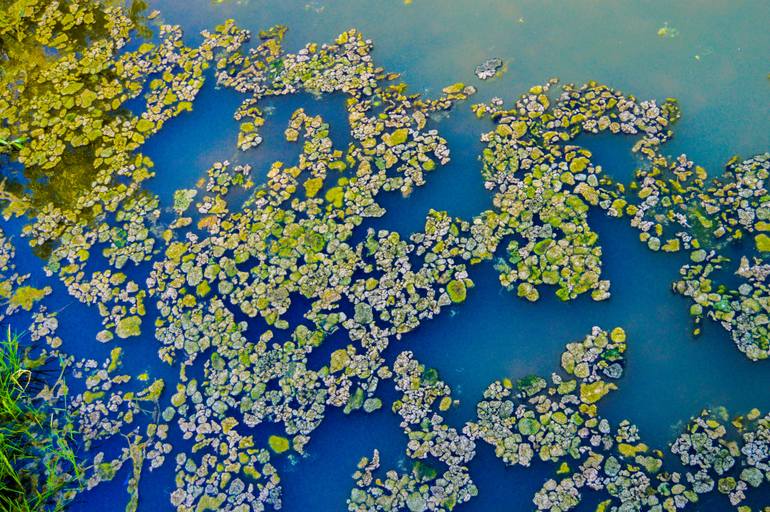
[0,1,769,511]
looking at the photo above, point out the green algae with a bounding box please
[0,2,768,510]
[268,435,290,454]
[195,495,225,512]
[8,285,49,311]
[446,279,467,303]
[351,326,770,511]
[579,380,615,404]
[755,233,770,252]
[115,316,142,338]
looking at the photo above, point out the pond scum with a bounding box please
[0,1,769,511]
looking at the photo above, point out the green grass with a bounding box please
[0,327,82,511]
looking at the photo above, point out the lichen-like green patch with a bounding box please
[268,435,290,454]
[116,316,142,339]
[447,279,467,303]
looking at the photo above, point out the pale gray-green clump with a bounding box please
[474,57,503,80]
[145,25,483,512]
[472,79,770,360]
[350,327,770,511]
[349,351,477,512]
[115,315,142,338]
[473,80,679,304]
[173,189,198,215]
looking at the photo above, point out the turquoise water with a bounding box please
[12,0,770,510]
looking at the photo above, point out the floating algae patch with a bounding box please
[474,58,504,80]
[1,1,770,511]
[470,80,770,360]
[349,327,770,511]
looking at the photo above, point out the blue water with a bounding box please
[11,0,770,510]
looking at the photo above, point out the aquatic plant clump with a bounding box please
[474,58,503,80]
[0,0,769,510]
[626,153,770,359]
[350,328,770,511]
[471,80,770,359]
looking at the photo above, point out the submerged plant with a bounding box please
[0,327,81,511]
[0,138,26,153]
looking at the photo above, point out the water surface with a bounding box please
[28,0,770,510]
